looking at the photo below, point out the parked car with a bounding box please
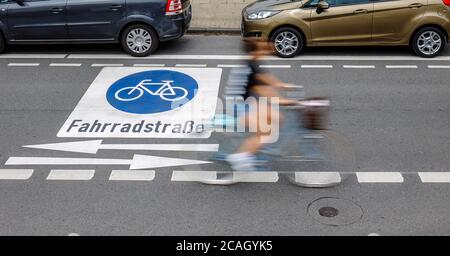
[0,0,192,57]
[242,0,450,58]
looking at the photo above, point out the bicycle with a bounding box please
[115,79,188,102]
[189,86,356,187]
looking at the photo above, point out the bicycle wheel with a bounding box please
[277,130,356,188]
[160,87,188,101]
[115,87,144,102]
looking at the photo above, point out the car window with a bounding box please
[303,0,371,7]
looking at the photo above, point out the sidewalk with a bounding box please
[189,0,256,31]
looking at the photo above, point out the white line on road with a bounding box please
[259,65,291,69]
[91,63,124,67]
[133,64,166,67]
[175,64,207,67]
[0,54,67,59]
[171,171,279,183]
[428,65,450,69]
[109,170,155,181]
[294,172,341,184]
[343,65,375,69]
[49,63,82,67]
[0,169,34,180]
[356,172,404,183]
[418,172,450,183]
[385,65,418,69]
[301,65,333,69]
[66,54,450,61]
[217,64,247,68]
[47,169,95,180]
[8,63,40,67]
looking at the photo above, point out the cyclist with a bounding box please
[225,38,298,172]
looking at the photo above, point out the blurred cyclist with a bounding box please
[225,37,297,172]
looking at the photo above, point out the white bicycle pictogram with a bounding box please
[115,79,189,102]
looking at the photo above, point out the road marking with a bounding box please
[109,170,155,181]
[217,64,247,68]
[66,54,450,61]
[91,63,124,67]
[343,65,375,69]
[175,64,207,67]
[8,63,40,67]
[259,65,291,69]
[68,233,80,236]
[385,65,418,69]
[301,65,333,69]
[47,169,95,180]
[24,140,220,154]
[133,64,166,67]
[418,172,450,183]
[428,65,450,69]
[6,155,211,170]
[294,172,341,184]
[49,63,82,67]
[0,54,67,59]
[356,172,404,183]
[171,171,279,183]
[0,169,34,180]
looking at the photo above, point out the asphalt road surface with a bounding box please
[1,35,450,235]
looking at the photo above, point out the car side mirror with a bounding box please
[316,1,329,14]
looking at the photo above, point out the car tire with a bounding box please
[271,27,304,58]
[0,32,6,54]
[411,27,446,58]
[121,24,159,57]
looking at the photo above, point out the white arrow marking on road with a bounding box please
[5,155,211,170]
[23,140,219,154]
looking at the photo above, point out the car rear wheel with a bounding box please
[0,32,6,54]
[412,27,446,58]
[271,27,304,58]
[121,24,158,57]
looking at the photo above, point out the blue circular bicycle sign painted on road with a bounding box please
[106,70,199,114]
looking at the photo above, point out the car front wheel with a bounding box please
[412,27,446,58]
[121,24,158,57]
[271,27,304,58]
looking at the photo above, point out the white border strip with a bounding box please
[91,63,124,67]
[301,65,333,69]
[386,65,418,69]
[133,64,166,67]
[8,63,40,67]
[66,54,450,61]
[217,64,247,68]
[357,172,404,183]
[47,169,95,180]
[50,63,82,67]
[419,172,450,183]
[343,65,375,69]
[171,171,279,183]
[0,169,34,180]
[260,65,291,69]
[428,65,450,69]
[175,64,207,67]
[0,54,67,59]
[109,170,155,181]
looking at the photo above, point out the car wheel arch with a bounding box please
[118,21,160,42]
[269,25,307,46]
[409,24,448,46]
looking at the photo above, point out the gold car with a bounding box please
[242,0,450,58]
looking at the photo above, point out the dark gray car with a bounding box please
[0,0,192,56]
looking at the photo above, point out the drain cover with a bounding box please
[308,197,363,226]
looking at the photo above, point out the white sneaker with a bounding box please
[226,153,258,172]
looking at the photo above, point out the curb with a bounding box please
[187,27,241,35]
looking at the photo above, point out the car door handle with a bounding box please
[409,3,423,8]
[110,4,123,11]
[51,7,64,14]
[353,9,368,14]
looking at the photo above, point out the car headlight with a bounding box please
[247,11,280,20]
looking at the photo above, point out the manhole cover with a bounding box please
[307,197,363,226]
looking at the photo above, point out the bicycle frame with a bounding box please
[129,80,177,96]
